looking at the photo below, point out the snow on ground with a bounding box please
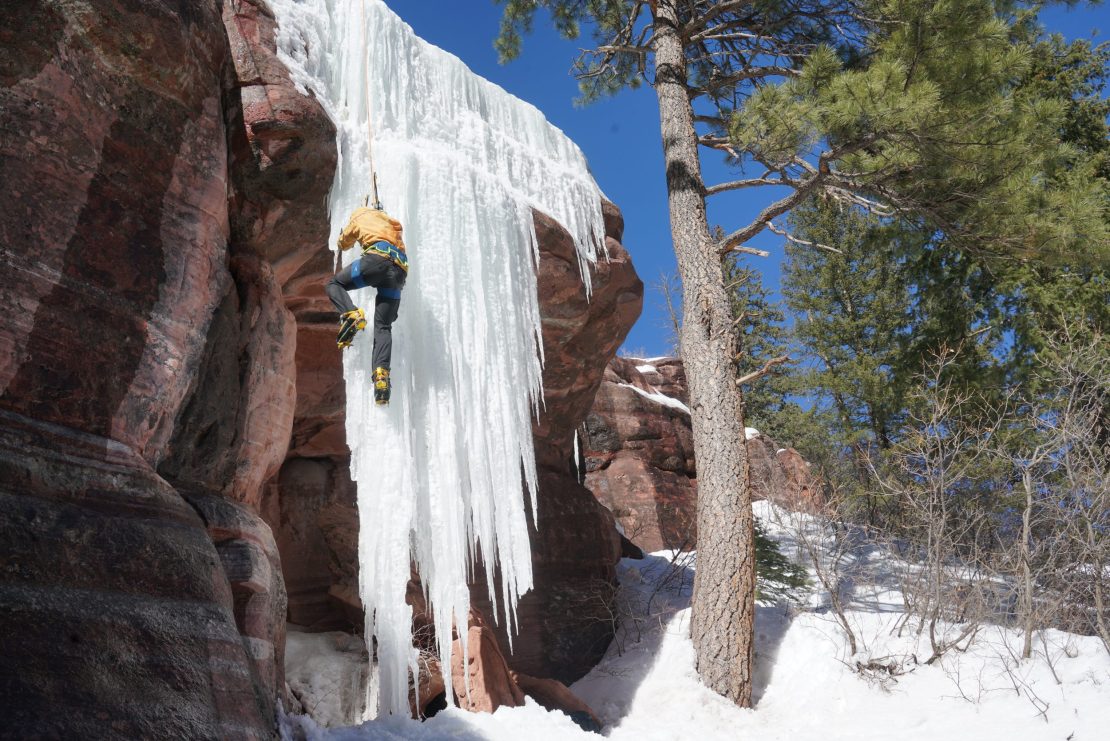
[281,501,1110,741]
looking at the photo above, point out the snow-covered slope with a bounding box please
[281,500,1110,740]
[268,0,606,717]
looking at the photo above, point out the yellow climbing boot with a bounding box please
[373,367,391,405]
[337,308,367,349]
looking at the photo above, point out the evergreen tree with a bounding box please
[723,256,791,428]
[496,0,1106,705]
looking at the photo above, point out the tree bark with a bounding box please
[652,0,754,707]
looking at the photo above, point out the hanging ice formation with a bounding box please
[268,0,607,717]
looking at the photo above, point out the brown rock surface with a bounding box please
[0,0,337,736]
[584,357,823,551]
[222,0,337,286]
[186,492,289,705]
[159,254,297,507]
[451,609,527,713]
[0,412,273,739]
[0,0,231,463]
[585,357,697,552]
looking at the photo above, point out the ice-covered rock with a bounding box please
[268,0,619,715]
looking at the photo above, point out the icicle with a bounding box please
[269,0,606,717]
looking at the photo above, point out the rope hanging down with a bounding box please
[361,0,382,211]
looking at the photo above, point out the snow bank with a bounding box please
[284,501,1110,739]
[269,0,606,716]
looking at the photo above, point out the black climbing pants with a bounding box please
[326,252,406,371]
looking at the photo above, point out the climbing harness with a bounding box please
[361,240,408,274]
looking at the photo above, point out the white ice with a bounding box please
[268,0,606,717]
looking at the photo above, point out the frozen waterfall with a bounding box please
[268,0,606,717]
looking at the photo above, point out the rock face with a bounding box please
[584,357,698,552]
[1,0,638,733]
[499,203,642,682]
[222,0,337,286]
[1,0,334,737]
[584,357,823,552]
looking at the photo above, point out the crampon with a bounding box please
[337,308,367,349]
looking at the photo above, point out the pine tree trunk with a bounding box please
[652,0,755,707]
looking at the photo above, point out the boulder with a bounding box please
[451,610,526,713]
[511,672,603,732]
[584,358,697,552]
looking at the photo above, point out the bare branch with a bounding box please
[729,245,771,258]
[736,354,791,386]
[717,184,816,255]
[766,220,843,254]
[706,167,791,196]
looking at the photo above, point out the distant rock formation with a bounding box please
[584,357,824,552]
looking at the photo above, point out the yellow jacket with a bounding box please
[336,208,407,254]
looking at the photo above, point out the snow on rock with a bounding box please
[269,0,606,716]
[617,383,691,415]
[745,426,761,440]
[635,364,659,374]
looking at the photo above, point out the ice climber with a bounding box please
[326,206,409,405]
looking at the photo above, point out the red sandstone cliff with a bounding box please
[0,0,639,734]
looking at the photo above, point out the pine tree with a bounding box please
[723,256,791,428]
[496,0,1107,705]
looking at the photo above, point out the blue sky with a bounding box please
[392,2,1106,357]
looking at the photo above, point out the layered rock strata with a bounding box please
[1,0,334,737]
